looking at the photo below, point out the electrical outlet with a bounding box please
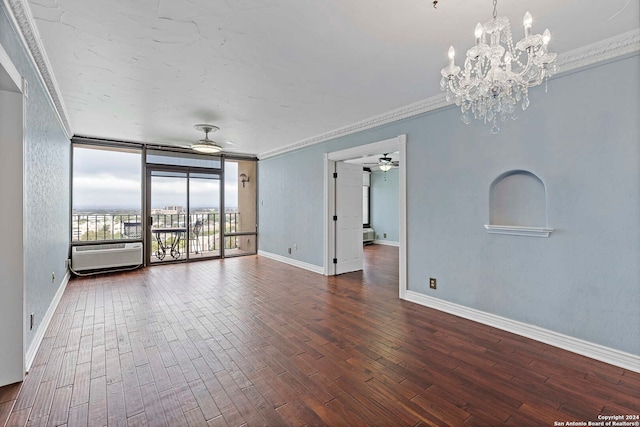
[429,278,437,289]
[384,233,387,238]
[52,272,55,283]
[287,247,292,254]
[293,244,297,251]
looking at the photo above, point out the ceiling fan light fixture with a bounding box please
[192,124,223,154]
[191,140,223,154]
[378,154,394,172]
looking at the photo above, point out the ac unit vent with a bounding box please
[72,242,142,271]
[75,243,126,252]
[363,228,375,244]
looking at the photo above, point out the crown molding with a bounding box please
[3,0,72,138]
[556,28,640,73]
[259,94,449,159]
[259,29,640,160]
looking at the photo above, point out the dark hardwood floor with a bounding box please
[2,244,639,426]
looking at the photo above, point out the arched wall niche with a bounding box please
[485,170,554,237]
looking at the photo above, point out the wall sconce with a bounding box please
[239,173,250,188]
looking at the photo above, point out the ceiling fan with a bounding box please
[189,124,238,154]
[364,153,399,171]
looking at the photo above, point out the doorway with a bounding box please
[324,135,407,298]
[0,45,25,386]
[147,168,222,263]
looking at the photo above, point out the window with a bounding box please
[224,159,257,256]
[363,170,371,227]
[146,149,221,169]
[72,145,142,241]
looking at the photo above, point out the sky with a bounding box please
[72,146,239,210]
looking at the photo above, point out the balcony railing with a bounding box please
[72,213,240,252]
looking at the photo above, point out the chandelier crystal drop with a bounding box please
[440,0,557,133]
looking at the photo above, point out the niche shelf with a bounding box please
[484,224,553,237]
[486,170,554,238]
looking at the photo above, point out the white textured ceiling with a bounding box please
[27,0,639,155]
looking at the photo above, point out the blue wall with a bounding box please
[370,168,399,243]
[1,4,71,349]
[259,54,640,355]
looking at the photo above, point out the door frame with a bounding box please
[0,42,26,385]
[323,134,407,298]
[145,165,224,264]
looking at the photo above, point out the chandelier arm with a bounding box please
[447,79,462,97]
[510,49,533,82]
[478,56,488,80]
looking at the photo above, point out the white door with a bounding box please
[0,84,25,386]
[335,161,363,274]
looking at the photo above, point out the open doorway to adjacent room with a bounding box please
[324,135,407,298]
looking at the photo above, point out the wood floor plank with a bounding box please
[1,245,637,427]
[139,383,167,427]
[119,352,144,418]
[14,366,45,412]
[106,381,126,427]
[187,379,220,422]
[65,403,87,427]
[87,375,107,427]
[46,386,71,427]
[1,400,17,427]
[157,389,187,427]
[6,407,30,427]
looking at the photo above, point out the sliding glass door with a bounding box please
[189,173,222,259]
[148,169,222,263]
[149,170,188,263]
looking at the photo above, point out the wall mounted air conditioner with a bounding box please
[71,242,143,272]
[363,228,375,244]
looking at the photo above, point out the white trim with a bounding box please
[324,135,407,299]
[2,0,72,138]
[326,137,406,162]
[0,42,23,92]
[404,290,640,373]
[373,240,399,247]
[556,28,640,74]
[25,270,70,372]
[397,134,407,300]
[484,225,554,238]
[259,30,640,160]
[258,250,324,275]
[323,155,335,276]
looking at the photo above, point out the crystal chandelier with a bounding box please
[440,0,557,133]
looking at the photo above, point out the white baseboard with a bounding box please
[404,290,640,373]
[25,270,71,372]
[373,240,399,247]
[258,250,324,275]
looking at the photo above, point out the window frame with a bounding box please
[363,168,371,228]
